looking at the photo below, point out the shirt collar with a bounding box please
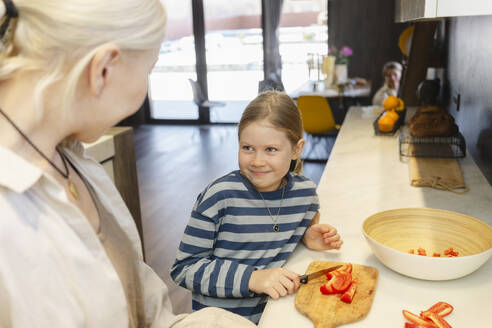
[0,146,43,193]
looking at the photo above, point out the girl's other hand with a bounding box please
[303,224,343,250]
[248,268,300,299]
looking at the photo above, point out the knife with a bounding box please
[299,265,343,284]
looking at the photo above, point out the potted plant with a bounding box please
[328,45,353,83]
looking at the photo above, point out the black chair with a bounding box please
[188,79,225,109]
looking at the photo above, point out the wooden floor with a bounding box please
[133,124,332,314]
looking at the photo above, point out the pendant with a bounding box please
[273,224,279,232]
[68,179,79,199]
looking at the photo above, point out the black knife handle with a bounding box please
[299,274,308,284]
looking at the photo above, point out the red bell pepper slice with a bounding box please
[417,248,427,256]
[402,310,437,328]
[405,323,419,328]
[326,263,353,279]
[339,263,353,273]
[320,281,337,295]
[443,248,459,257]
[421,302,453,318]
[340,280,357,303]
[331,270,352,293]
[422,311,452,328]
[432,253,441,257]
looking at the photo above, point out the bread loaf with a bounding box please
[409,106,458,137]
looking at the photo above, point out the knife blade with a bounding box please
[299,265,343,284]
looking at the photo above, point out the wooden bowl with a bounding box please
[362,208,492,280]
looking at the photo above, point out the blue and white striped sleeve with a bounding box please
[170,189,255,299]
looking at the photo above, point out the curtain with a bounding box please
[262,0,284,83]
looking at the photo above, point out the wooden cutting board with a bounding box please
[295,261,378,328]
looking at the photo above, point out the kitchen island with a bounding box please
[258,106,492,327]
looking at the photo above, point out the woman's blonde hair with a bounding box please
[238,90,304,174]
[0,0,167,117]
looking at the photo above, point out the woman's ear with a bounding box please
[88,43,121,96]
[292,138,305,159]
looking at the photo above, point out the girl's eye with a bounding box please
[242,145,253,151]
[266,147,277,152]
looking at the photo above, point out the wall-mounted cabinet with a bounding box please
[396,0,492,22]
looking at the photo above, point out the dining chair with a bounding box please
[297,95,340,162]
[188,79,226,110]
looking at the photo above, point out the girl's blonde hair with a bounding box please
[238,90,304,174]
[0,0,167,117]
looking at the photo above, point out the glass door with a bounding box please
[204,0,263,123]
[278,0,328,93]
[149,1,199,120]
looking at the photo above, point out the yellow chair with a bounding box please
[296,95,340,161]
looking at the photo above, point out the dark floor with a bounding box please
[133,124,331,314]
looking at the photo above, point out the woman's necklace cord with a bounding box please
[257,185,286,232]
[0,106,79,199]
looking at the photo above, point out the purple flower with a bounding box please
[340,46,353,57]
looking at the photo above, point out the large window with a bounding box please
[279,0,328,93]
[204,1,262,123]
[149,2,198,120]
[148,0,328,124]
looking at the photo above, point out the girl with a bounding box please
[171,90,343,324]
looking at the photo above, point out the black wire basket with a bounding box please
[399,126,466,158]
[373,108,406,136]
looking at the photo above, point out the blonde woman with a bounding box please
[372,61,403,106]
[0,0,255,327]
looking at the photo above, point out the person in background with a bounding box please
[372,61,403,106]
[171,90,343,324]
[0,0,255,327]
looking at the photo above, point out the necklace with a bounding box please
[257,186,286,232]
[0,107,79,199]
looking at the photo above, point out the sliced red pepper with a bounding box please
[422,311,453,328]
[408,249,415,254]
[443,248,459,257]
[331,270,352,293]
[417,248,427,256]
[405,322,419,328]
[320,281,337,295]
[421,302,453,318]
[340,280,357,303]
[326,263,353,279]
[339,263,353,273]
[402,310,437,328]
[433,253,441,257]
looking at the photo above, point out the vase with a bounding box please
[335,64,348,84]
[322,55,336,87]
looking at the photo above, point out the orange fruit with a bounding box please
[385,110,399,122]
[395,98,405,112]
[383,96,399,111]
[378,112,396,132]
[383,96,405,112]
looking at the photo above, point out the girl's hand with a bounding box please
[303,223,343,250]
[248,268,300,299]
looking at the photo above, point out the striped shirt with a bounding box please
[170,170,319,324]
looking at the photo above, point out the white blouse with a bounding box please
[0,142,255,328]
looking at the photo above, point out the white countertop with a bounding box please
[258,106,492,327]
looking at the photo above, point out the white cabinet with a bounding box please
[436,0,492,18]
[396,0,492,22]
